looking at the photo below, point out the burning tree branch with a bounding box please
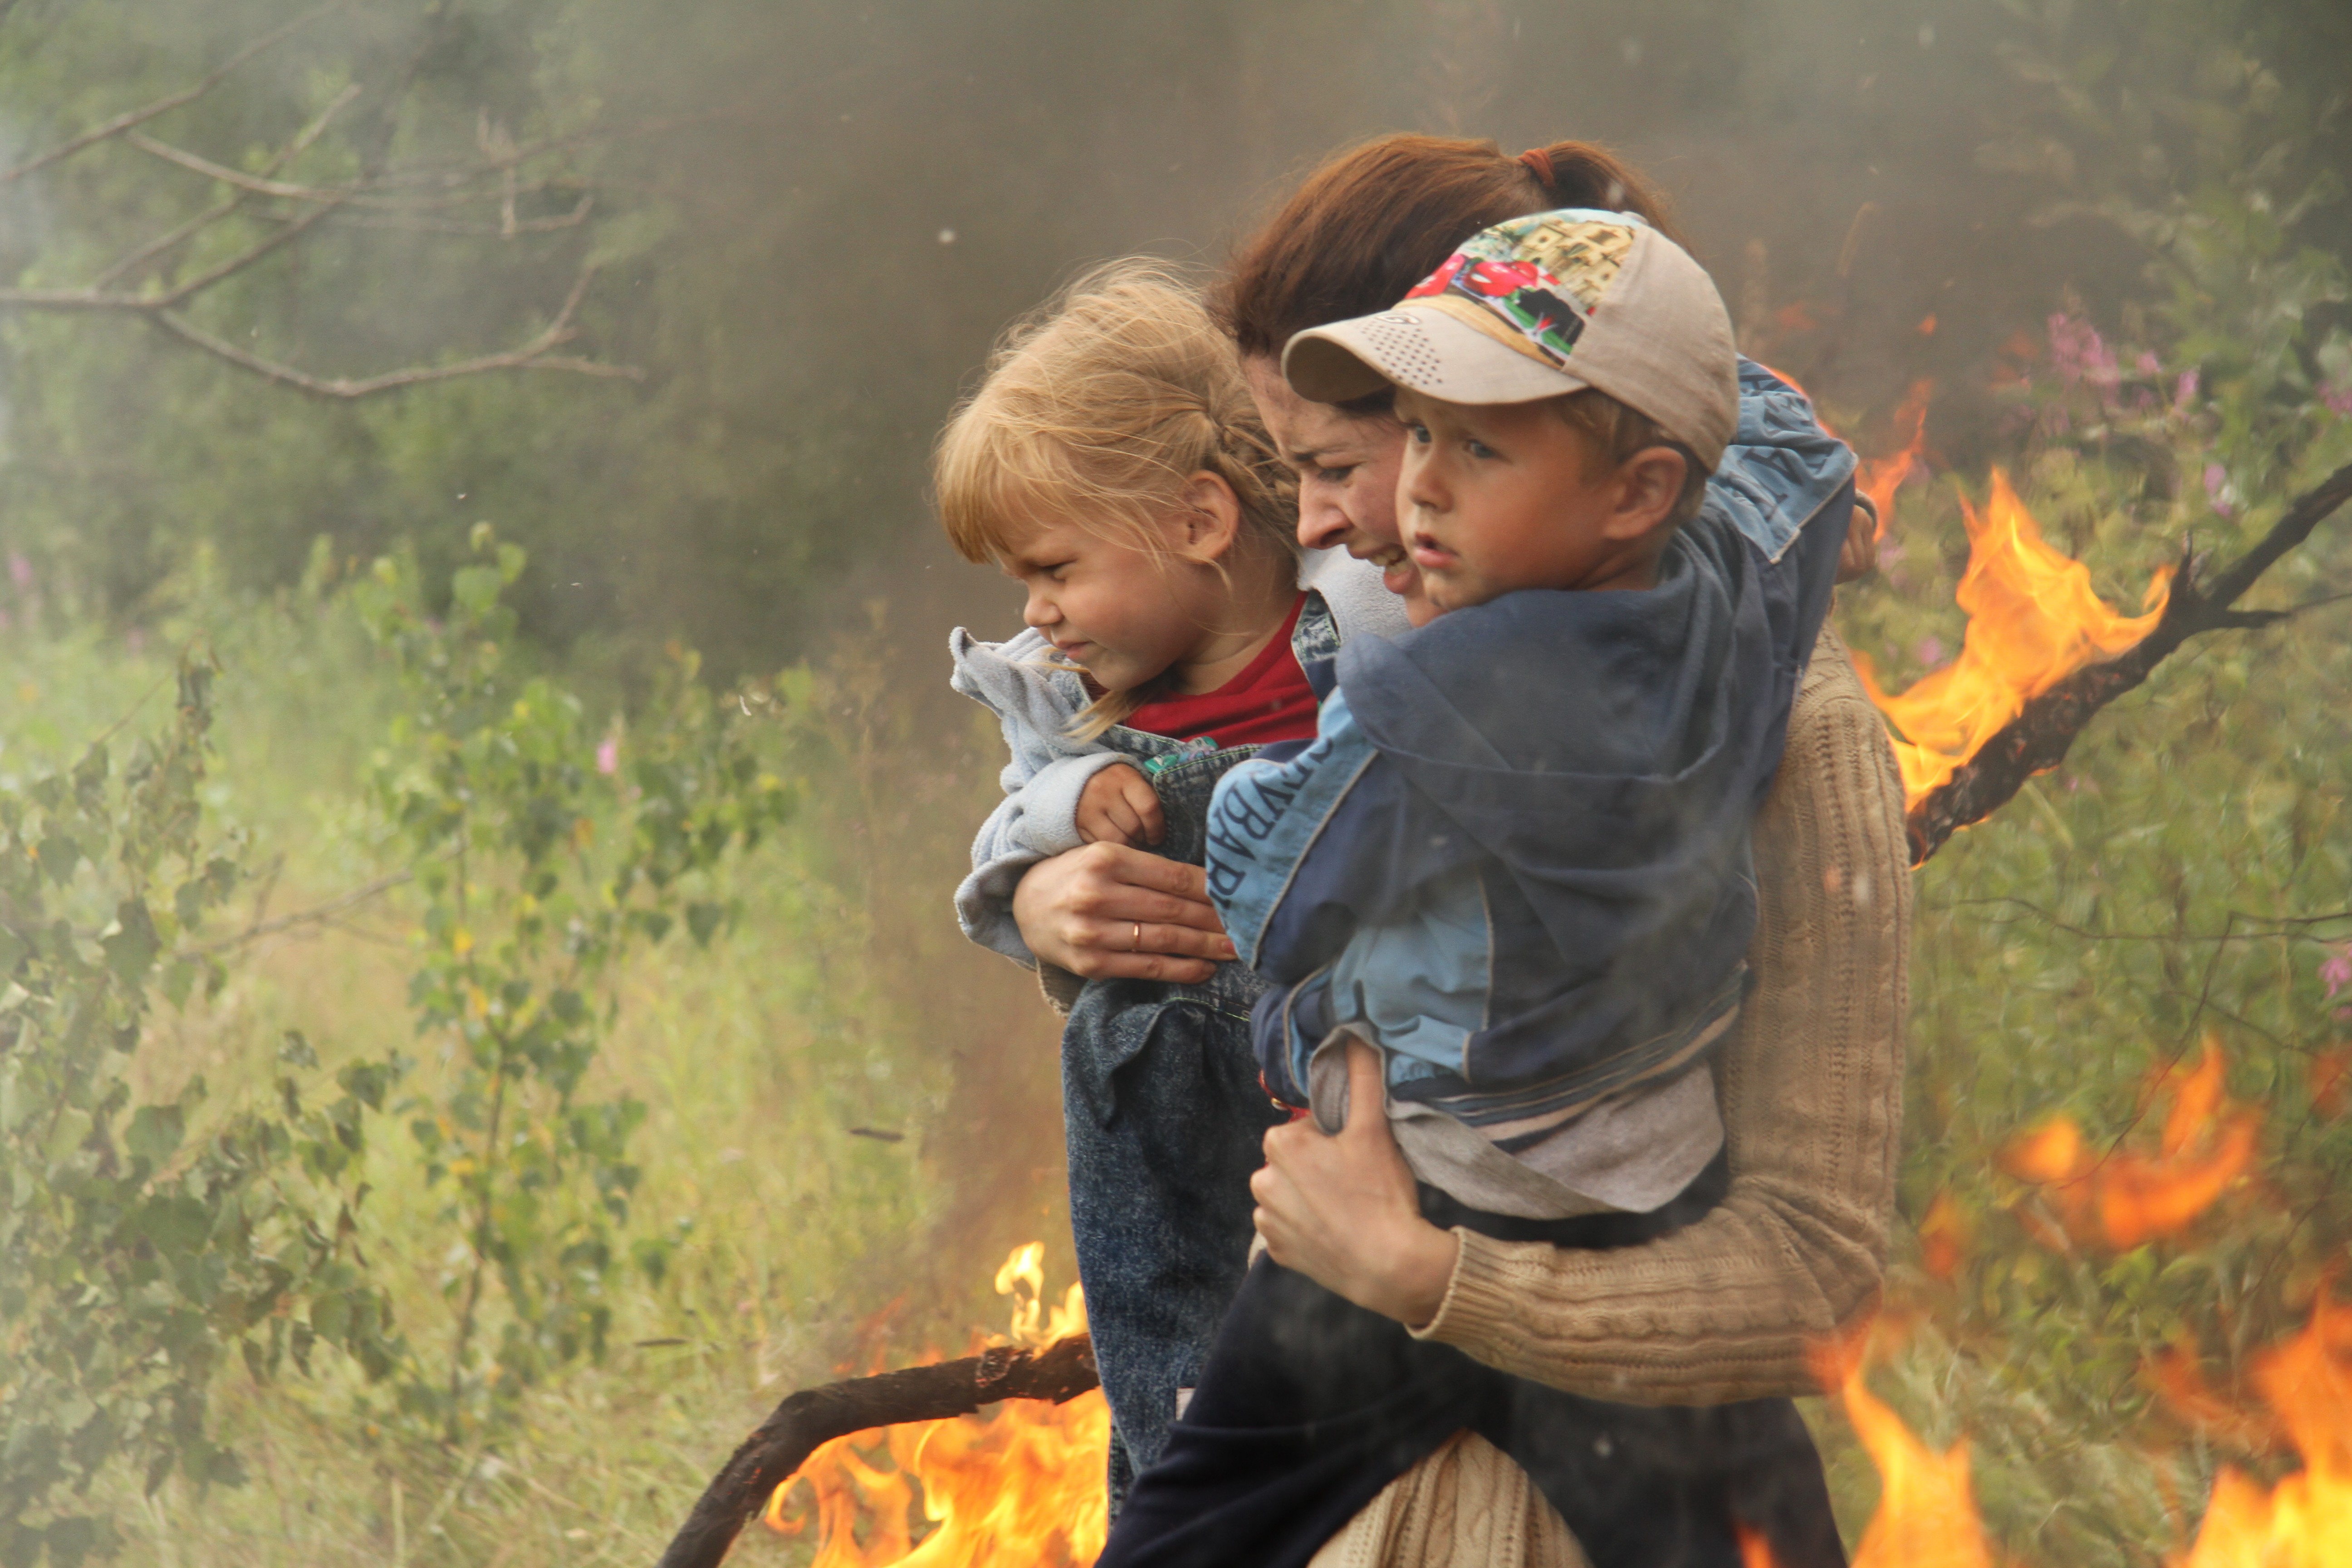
[655,1333,1100,1568]
[1907,460,2352,863]
[0,7,648,398]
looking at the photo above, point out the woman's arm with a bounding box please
[1407,627,1909,1403]
[1252,627,1910,1403]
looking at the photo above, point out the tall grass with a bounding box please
[19,582,1061,1567]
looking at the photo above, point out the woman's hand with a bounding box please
[1010,841,1236,983]
[1251,1038,1460,1328]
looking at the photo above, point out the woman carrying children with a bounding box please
[1006,137,1911,1566]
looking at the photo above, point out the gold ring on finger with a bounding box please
[1131,922,1143,952]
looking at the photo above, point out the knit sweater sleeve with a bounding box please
[1409,624,1910,1405]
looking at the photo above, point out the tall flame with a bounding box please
[1856,378,1933,543]
[764,1245,1109,1567]
[1854,468,2172,805]
[2176,1290,2352,1565]
[1797,1322,1997,1568]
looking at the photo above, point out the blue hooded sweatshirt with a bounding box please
[1202,360,1855,1200]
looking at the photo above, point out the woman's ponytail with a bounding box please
[1517,141,1684,245]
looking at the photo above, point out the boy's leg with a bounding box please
[1061,975,1280,1499]
[1098,1256,1494,1568]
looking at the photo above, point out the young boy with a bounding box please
[1098,211,1855,1568]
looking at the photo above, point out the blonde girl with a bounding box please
[936,259,1406,1503]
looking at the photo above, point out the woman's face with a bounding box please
[1242,355,1433,625]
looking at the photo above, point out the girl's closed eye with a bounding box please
[1310,463,1357,485]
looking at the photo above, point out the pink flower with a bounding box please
[2204,463,2234,518]
[2047,313,2119,398]
[2323,381,2352,417]
[1915,635,1947,669]
[2136,351,2162,375]
[2323,944,2352,1000]
[2174,370,2200,409]
[596,737,619,775]
[7,554,30,591]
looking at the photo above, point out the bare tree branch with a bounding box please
[0,1,346,184]
[92,82,363,289]
[656,1334,1100,1568]
[0,9,653,397]
[147,265,642,399]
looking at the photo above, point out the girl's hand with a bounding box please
[1011,842,1236,982]
[1074,763,1166,847]
[1251,1037,1460,1328]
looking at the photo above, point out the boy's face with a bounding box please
[998,515,1223,693]
[1392,388,1682,614]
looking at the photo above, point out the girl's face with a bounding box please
[999,513,1235,694]
[1242,356,1432,626]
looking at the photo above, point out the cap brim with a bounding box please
[1282,300,1591,407]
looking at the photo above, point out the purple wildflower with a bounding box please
[2323,943,2352,1001]
[2323,381,2352,417]
[2136,351,2162,376]
[2205,463,2234,518]
[1915,635,1947,669]
[2174,370,2200,409]
[596,737,619,775]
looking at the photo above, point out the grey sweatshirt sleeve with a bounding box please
[948,627,1126,964]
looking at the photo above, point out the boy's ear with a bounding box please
[1174,470,1245,561]
[1600,446,1690,542]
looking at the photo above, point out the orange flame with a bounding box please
[765,1244,1110,1567]
[1801,1320,1997,1568]
[1856,379,1933,544]
[1854,468,2173,805]
[1999,1036,2261,1251]
[2176,1290,2352,1565]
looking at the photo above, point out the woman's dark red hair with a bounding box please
[1210,134,1681,367]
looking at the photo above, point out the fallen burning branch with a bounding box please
[655,1331,1099,1568]
[1907,460,2352,864]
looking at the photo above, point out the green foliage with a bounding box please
[347,526,793,1435]
[0,657,400,1567]
[1823,12,2352,1563]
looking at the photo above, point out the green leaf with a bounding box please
[685,901,725,947]
[277,1031,318,1069]
[102,898,161,986]
[124,1104,183,1167]
[451,565,504,618]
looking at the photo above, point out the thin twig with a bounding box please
[93,82,363,289]
[0,2,346,184]
[177,870,413,958]
[1937,895,2352,943]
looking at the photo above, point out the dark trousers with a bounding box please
[1097,1161,1847,1568]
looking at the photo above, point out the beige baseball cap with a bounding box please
[1282,209,1739,472]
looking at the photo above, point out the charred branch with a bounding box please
[1907,460,2352,863]
[655,1333,1100,1568]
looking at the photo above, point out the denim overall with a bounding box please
[1061,734,1285,1508]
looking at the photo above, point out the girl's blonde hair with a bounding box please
[935,260,1298,735]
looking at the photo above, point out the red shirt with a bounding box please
[1124,594,1318,746]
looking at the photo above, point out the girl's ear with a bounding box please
[1173,470,1245,561]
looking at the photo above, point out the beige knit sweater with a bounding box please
[1315,628,1911,1567]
